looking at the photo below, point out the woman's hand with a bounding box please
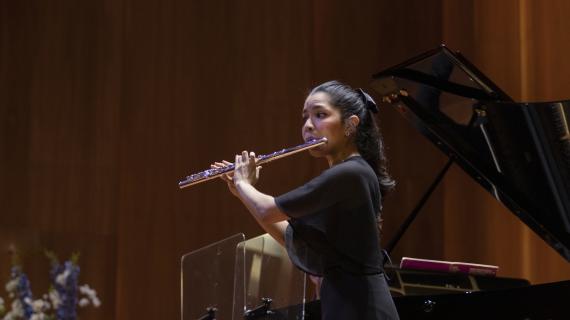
[211,151,261,197]
[233,151,261,187]
[211,160,239,197]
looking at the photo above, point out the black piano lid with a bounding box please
[371,44,570,261]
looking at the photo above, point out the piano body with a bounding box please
[366,45,570,319]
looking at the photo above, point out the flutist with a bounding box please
[212,81,400,320]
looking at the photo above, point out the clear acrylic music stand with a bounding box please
[234,233,306,320]
[181,233,245,320]
[181,233,306,320]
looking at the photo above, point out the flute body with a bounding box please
[178,137,327,189]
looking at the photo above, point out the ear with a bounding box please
[347,115,360,129]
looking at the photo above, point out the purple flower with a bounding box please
[11,267,34,320]
[50,261,80,320]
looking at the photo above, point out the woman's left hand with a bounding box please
[233,151,261,186]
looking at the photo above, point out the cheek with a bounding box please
[315,118,331,131]
[324,121,343,136]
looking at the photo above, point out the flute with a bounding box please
[178,137,327,189]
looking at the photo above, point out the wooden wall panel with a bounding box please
[114,1,444,318]
[442,0,570,283]
[306,0,447,263]
[0,1,33,228]
[357,0,448,264]
[517,0,570,284]
[0,1,121,319]
[441,0,528,279]
[4,0,569,319]
[523,0,570,101]
[115,1,318,318]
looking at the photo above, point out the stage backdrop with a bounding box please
[1,0,569,319]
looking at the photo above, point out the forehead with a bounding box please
[303,91,332,112]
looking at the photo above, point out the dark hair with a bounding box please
[310,80,396,200]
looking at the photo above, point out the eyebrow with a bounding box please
[302,104,326,115]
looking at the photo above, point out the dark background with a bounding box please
[1,0,570,319]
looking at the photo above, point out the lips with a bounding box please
[304,136,321,142]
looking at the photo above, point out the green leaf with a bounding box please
[45,250,60,266]
[71,252,81,265]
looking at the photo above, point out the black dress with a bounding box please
[275,156,400,320]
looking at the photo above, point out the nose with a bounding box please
[303,117,314,132]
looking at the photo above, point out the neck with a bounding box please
[327,146,360,167]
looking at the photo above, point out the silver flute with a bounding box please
[178,137,328,189]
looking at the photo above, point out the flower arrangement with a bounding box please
[0,251,100,320]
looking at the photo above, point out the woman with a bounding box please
[213,81,399,320]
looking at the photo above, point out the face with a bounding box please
[302,91,350,158]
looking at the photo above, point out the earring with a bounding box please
[345,124,355,137]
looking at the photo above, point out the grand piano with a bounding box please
[365,45,570,319]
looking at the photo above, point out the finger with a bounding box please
[221,173,232,182]
[242,150,248,162]
[218,165,231,180]
[222,160,232,166]
[248,152,257,170]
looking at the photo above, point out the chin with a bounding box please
[308,149,326,158]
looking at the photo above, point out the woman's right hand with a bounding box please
[211,160,240,197]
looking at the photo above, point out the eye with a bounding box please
[316,112,327,118]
